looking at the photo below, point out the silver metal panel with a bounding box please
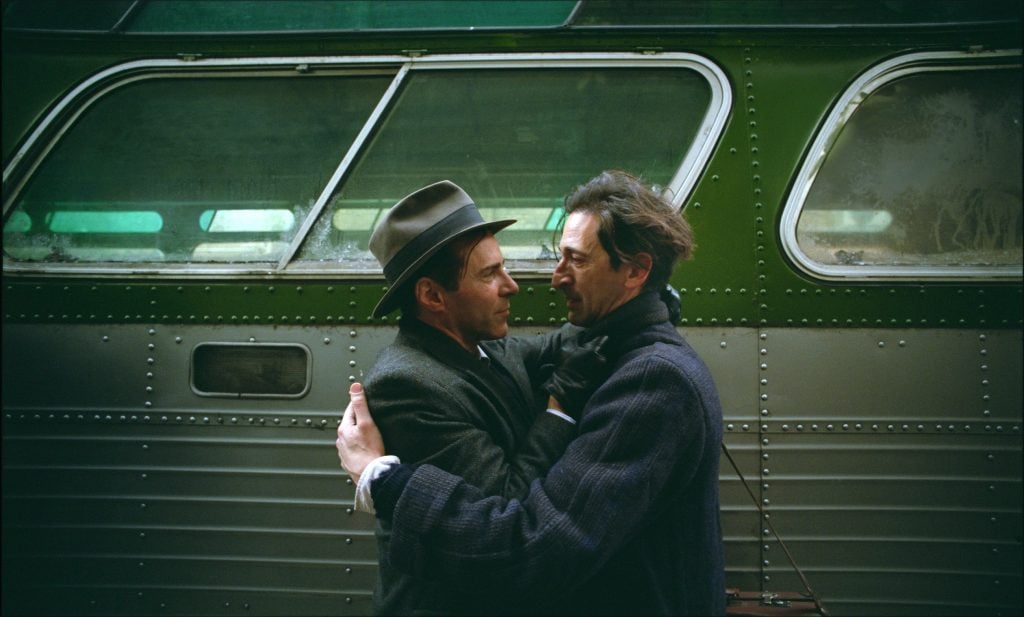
[720,432,767,590]
[762,328,1009,422]
[682,327,761,422]
[759,430,1022,615]
[2,322,398,616]
[5,322,1020,614]
[3,322,402,420]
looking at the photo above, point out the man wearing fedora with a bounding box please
[356,179,610,615]
[339,170,726,616]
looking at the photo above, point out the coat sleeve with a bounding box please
[379,351,711,601]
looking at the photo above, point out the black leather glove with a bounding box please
[543,334,610,419]
[660,284,681,326]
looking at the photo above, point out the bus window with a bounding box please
[783,54,1022,280]
[2,72,394,264]
[3,54,727,273]
[294,65,716,268]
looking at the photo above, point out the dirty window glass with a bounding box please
[2,73,392,263]
[128,0,576,32]
[295,67,712,267]
[797,67,1022,272]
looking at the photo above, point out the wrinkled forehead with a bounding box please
[559,210,602,252]
[466,233,504,265]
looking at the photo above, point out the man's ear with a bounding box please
[624,252,652,290]
[414,277,446,314]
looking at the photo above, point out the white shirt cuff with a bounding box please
[544,407,577,425]
[354,455,401,514]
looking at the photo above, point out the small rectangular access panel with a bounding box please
[191,342,311,398]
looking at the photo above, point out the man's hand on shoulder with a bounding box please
[336,383,387,484]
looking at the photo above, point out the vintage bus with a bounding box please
[2,1,1021,615]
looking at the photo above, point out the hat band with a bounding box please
[382,204,483,284]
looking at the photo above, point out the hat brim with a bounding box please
[371,218,516,318]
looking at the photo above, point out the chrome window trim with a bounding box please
[779,49,1023,282]
[275,63,411,270]
[2,51,730,277]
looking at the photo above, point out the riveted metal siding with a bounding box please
[3,5,1022,616]
[761,328,1022,425]
[1,322,399,616]
[688,329,764,592]
[739,328,1023,616]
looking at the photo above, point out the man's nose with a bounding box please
[502,270,520,296]
[551,259,569,288]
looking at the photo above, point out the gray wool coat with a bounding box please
[373,291,727,616]
[364,316,579,615]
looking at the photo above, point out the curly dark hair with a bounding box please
[561,170,695,290]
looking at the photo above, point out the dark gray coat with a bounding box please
[365,317,577,615]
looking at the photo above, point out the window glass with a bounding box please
[794,66,1022,275]
[576,0,1022,27]
[129,0,576,32]
[3,72,393,263]
[295,67,712,267]
[2,0,134,31]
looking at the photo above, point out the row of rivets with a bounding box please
[1,412,338,428]
[7,313,374,323]
[749,41,771,587]
[779,318,1011,326]
[978,333,1009,582]
[679,288,750,295]
[758,323,773,581]
[145,327,157,408]
[349,329,361,383]
[723,423,1022,433]
[7,310,1014,327]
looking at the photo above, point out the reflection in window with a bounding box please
[3,57,725,270]
[200,208,295,233]
[296,67,713,266]
[3,72,392,263]
[47,210,163,233]
[797,66,1022,273]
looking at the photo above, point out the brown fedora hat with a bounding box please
[369,180,515,318]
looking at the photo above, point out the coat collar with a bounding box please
[583,290,669,341]
[397,316,483,372]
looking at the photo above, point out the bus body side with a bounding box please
[2,2,1021,615]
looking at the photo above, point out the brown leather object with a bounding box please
[725,588,828,617]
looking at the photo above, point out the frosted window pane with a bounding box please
[798,68,1022,269]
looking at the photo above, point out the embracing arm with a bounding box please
[358,372,571,498]
[371,355,711,599]
[338,326,609,500]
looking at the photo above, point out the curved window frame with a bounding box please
[780,49,1023,282]
[2,52,730,278]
